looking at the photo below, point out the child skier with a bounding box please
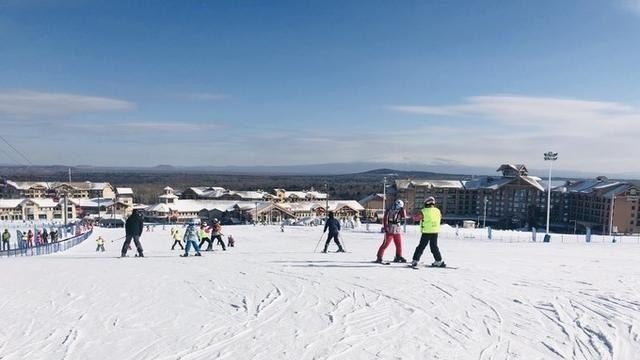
[170,227,184,250]
[198,223,212,251]
[211,219,226,251]
[375,199,407,263]
[227,235,235,247]
[96,236,106,252]
[411,196,445,268]
[180,220,202,257]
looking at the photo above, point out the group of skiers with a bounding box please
[115,209,235,258]
[0,227,62,251]
[168,218,235,256]
[114,198,442,267]
[321,196,445,268]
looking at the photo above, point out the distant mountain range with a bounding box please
[0,161,637,180]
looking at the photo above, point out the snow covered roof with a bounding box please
[116,187,134,195]
[146,200,257,213]
[5,180,50,190]
[395,180,464,190]
[278,200,364,212]
[0,199,26,208]
[68,198,115,208]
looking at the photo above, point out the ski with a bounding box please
[426,265,457,269]
[373,261,391,265]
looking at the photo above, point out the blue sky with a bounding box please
[1,0,640,176]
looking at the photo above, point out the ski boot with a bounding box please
[180,253,189,257]
[322,246,328,254]
[336,247,345,253]
[431,260,446,268]
[195,253,202,256]
[410,260,419,268]
[393,255,407,263]
[373,257,384,264]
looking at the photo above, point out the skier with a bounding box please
[198,223,212,251]
[2,229,10,251]
[170,227,184,250]
[27,230,34,247]
[411,196,445,268]
[121,209,144,257]
[42,229,49,244]
[180,219,202,257]
[227,234,235,247]
[375,199,407,263]
[96,236,106,252]
[322,211,345,253]
[211,219,226,251]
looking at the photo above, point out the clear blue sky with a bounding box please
[1,0,639,175]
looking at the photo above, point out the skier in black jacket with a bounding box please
[122,209,144,257]
[322,211,345,253]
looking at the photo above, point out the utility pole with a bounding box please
[483,195,488,228]
[544,151,558,235]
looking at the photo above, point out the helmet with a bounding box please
[424,196,436,205]
[213,218,219,223]
[394,199,404,208]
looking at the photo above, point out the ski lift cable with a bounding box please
[0,144,22,165]
[0,134,33,166]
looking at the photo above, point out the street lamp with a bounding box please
[382,176,387,215]
[609,194,616,237]
[483,196,488,228]
[544,151,558,235]
[324,183,329,219]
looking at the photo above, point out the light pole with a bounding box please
[324,183,329,219]
[254,202,258,226]
[609,194,616,237]
[483,196,488,228]
[544,151,558,235]
[382,176,387,216]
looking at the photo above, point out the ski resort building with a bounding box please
[0,180,115,200]
[144,187,363,224]
[387,164,640,234]
[180,187,275,202]
[0,198,77,221]
[554,177,640,234]
[393,164,547,230]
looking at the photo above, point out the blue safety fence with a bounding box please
[0,229,93,258]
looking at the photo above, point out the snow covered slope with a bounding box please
[2,225,639,359]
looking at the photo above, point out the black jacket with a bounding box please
[324,218,341,234]
[125,211,144,236]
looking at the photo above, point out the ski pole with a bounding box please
[110,235,125,243]
[339,233,347,252]
[313,233,325,253]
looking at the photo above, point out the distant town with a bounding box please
[1,163,638,235]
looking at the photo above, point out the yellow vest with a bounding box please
[420,207,441,233]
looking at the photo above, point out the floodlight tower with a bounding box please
[544,151,558,235]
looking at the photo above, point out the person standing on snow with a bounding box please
[121,209,144,257]
[170,227,184,250]
[180,220,202,257]
[96,236,106,252]
[2,229,10,251]
[411,196,445,267]
[375,199,407,263]
[322,211,345,253]
[211,219,226,251]
[198,223,212,251]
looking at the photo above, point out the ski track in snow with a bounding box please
[1,225,640,359]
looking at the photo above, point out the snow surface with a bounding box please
[2,225,640,359]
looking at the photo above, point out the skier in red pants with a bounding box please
[375,199,407,263]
